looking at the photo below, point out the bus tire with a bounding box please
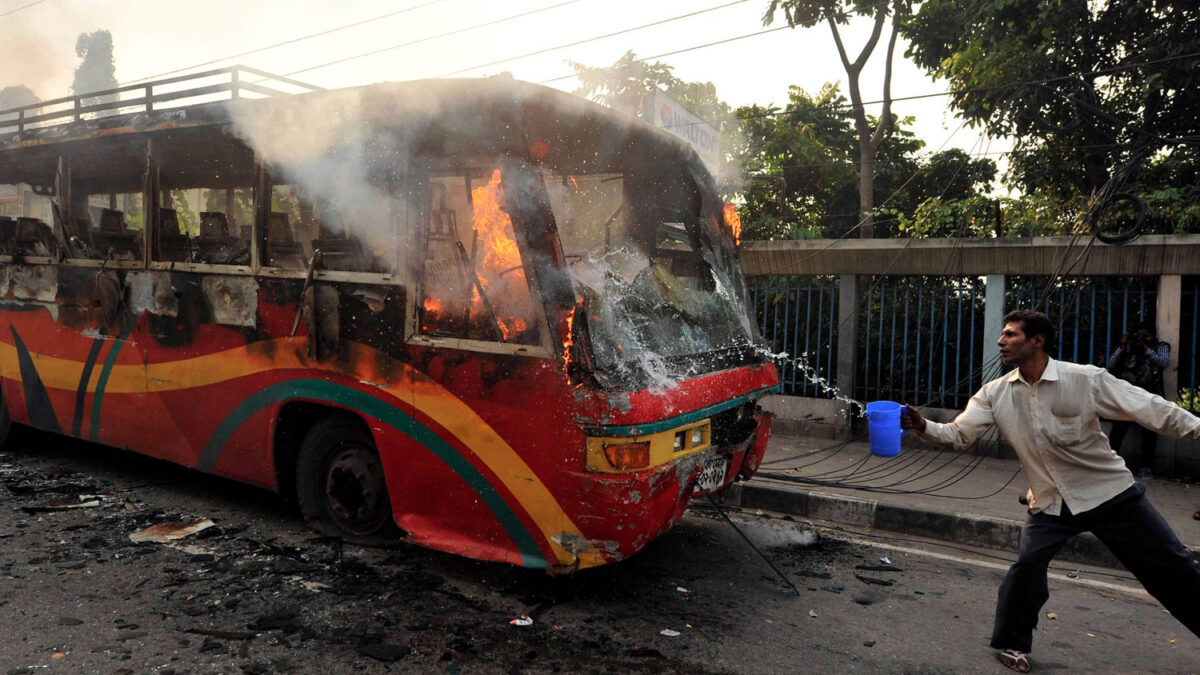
[295,417,398,545]
[0,389,10,449]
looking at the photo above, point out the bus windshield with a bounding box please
[543,163,757,389]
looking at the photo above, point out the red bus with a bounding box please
[0,68,778,570]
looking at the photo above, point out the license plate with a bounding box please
[695,455,729,493]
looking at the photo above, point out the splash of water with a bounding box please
[752,344,866,417]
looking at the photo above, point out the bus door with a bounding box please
[400,157,563,546]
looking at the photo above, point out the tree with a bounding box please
[72,30,118,111]
[737,84,969,239]
[0,86,39,111]
[764,0,905,238]
[570,51,740,186]
[904,1,1200,203]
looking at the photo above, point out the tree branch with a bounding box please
[851,0,890,72]
[827,14,855,74]
[870,16,900,151]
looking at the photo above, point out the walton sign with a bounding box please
[642,90,721,175]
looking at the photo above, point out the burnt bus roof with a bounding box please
[0,75,712,183]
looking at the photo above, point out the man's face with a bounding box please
[1137,329,1155,346]
[998,321,1043,365]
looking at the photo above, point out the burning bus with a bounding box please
[0,69,778,570]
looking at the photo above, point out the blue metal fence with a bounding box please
[1008,276,1159,369]
[1180,276,1199,413]
[749,276,839,398]
[855,276,986,409]
[754,274,1183,410]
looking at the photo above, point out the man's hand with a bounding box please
[900,404,926,433]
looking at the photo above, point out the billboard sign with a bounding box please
[643,90,722,174]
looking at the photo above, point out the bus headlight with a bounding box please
[603,442,651,470]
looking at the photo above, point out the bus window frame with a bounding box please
[405,158,553,359]
[254,169,409,289]
[1,137,151,271]
[147,136,257,277]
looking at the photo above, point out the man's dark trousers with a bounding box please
[1108,419,1157,473]
[990,483,1200,652]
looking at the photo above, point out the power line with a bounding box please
[634,50,1200,131]
[283,0,585,79]
[0,0,45,17]
[539,25,792,84]
[435,0,751,78]
[123,0,454,86]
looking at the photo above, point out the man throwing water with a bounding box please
[901,310,1200,672]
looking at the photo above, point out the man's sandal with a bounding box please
[998,649,1031,673]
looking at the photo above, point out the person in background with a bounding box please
[901,310,1200,673]
[1106,323,1169,478]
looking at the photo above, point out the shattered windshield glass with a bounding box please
[543,165,758,389]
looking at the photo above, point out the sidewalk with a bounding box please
[728,430,1200,568]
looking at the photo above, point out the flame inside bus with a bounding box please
[470,170,530,341]
[723,203,742,246]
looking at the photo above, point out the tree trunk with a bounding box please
[859,141,876,238]
[825,1,896,240]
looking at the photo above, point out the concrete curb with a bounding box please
[726,481,1200,569]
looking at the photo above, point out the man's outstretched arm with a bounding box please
[903,390,996,450]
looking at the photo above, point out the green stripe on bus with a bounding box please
[88,321,134,442]
[584,386,778,438]
[198,379,547,568]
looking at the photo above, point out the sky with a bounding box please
[0,0,1011,182]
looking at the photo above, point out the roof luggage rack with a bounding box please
[0,65,322,136]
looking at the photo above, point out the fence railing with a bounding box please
[743,236,1200,415]
[0,66,322,137]
[750,277,839,398]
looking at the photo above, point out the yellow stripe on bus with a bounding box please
[0,338,601,567]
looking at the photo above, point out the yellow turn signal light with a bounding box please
[603,442,651,470]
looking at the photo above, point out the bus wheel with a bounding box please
[0,389,10,448]
[296,418,397,544]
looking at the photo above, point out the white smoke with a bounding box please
[0,15,75,102]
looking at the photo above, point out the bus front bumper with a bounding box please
[558,409,773,567]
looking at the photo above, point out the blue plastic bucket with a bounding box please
[865,401,906,457]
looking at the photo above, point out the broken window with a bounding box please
[265,181,398,274]
[0,181,61,258]
[545,163,755,387]
[156,134,255,265]
[418,165,540,345]
[0,147,72,259]
[62,137,146,261]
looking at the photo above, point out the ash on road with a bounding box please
[0,427,1196,674]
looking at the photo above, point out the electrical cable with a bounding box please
[718,509,1143,584]
[0,0,44,17]
[537,25,792,85]
[672,50,1200,132]
[702,490,800,595]
[434,0,752,78]
[282,0,586,78]
[121,0,455,85]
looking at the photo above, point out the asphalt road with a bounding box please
[0,426,1197,674]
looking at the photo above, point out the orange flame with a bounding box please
[723,203,742,246]
[470,169,531,340]
[562,306,577,383]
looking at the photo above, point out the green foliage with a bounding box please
[904,1,1200,200]
[570,50,740,187]
[737,84,995,239]
[763,0,893,28]
[0,86,38,111]
[169,190,200,236]
[72,30,118,107]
